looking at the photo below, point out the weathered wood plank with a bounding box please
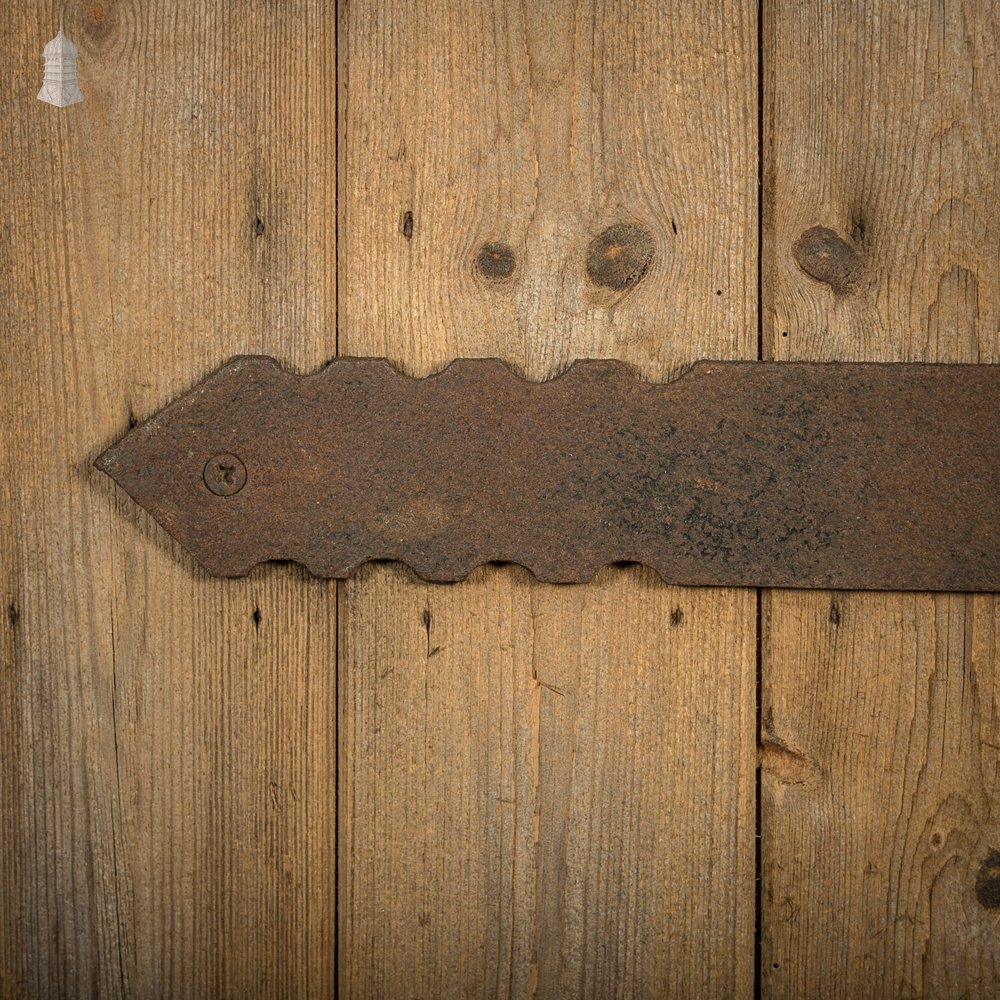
[338,1,757,996]
[762,1,1000,995]
[1,3,337,996]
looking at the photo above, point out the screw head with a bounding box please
[203,453,247,496]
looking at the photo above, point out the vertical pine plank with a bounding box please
[1,3,337,996]
[762,1,1000,995]
[338,1,757,996]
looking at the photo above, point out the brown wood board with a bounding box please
[1,2,337,996]
[762,1,1000,996]
[336,0,757,996]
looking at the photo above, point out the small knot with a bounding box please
[759,740,820,785]
[793,226,864,294]
[586,224,654,291]
[83,2,116,45]
[476,242,517,281]
[976,849,1000,908]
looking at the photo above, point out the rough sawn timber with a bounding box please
[337,0,758,996]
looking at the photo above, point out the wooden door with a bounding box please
[1,2,997,997]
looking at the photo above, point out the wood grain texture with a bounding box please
[338,1,757,996]
[762,1,1000,995]
[1,3,337,997]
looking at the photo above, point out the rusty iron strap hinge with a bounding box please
[95,357,1000,591]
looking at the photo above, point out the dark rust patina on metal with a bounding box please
[95,357,1000,590]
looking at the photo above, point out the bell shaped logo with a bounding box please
[38,27,83,107]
